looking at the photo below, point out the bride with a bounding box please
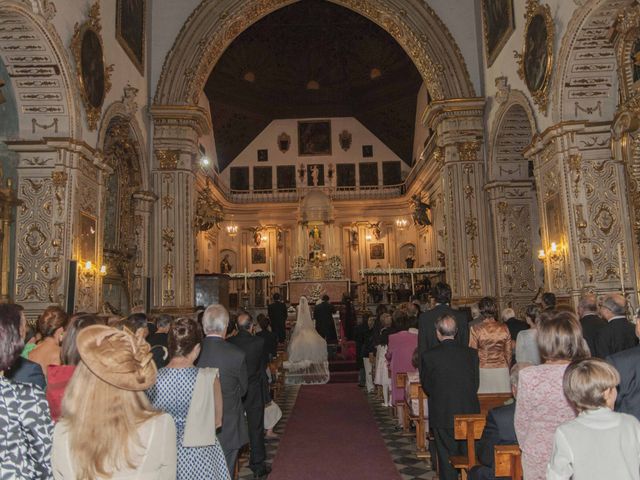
[284,296,330,385]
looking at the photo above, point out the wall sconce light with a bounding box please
[261,234,268,243]
[82,260,107,276]
[395,218,409,230]
[538,242,562,262]
[537,249,546,261]
[365,233,372,241]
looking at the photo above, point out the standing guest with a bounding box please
[5,304,46,389]
[407,302,420,324]
[148,317,229,480]
[267,293,288,344]
[469,303,483,327]
[341,294,356,340]
[607,308,640,421]
[0,303,53,479]
[469,363,530,480]
[578,294,606,355]
[515,304,542,365]
[547,358,640,480]
[197,304,249,474]
[47,314,101,421]
[386,313,418,424]
[514,312,589,480]
[374,312,395,407]
[314,294,337,342]
[53,325,176,478]
[362,315,376,393]
[418,282,469,355]
[594,294,638,358]
[502,308,529,343]
[256,314,278,362]
[148,313,172,369]
[421,314,480,480]
[354,313,370,388]
[29,305,69,378]
[228,312,270,479]
[21,321,40,358]
[122,312,149,340]
[541,292,557,312]
[469,297,512,393]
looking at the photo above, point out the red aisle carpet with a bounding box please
[269,384,401,480]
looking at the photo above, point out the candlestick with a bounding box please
[411,272,415,296]
[269,258,273,283]
[618,243,625,293]
[244,269,248,293]
[388,263,392,287]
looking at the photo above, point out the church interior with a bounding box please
[3,0,640,479]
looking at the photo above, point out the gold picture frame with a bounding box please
[515,0,554,114]
[481,0,515,67]
[71,2,113,131]
[116,0,146,75]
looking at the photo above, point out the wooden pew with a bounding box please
[478,393,512,416]
[407,381,429,458]
[494,445,522,480]
[395,373,411,434]
[449,414,486,480]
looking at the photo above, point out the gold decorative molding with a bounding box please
[156,149,179,170]
[514,0,554,114]
[457,141,482,162]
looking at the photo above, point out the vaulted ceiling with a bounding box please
[204,0,423,170]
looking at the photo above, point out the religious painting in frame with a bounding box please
[336,163,356,187]
[116,0,146,74]
[481,0,515,67]
[359,162,378,186]
[277,165,296,190]
[516,0,554,113]
[71,2,112,131]
[298,120,331,156]
[230,167,249,191]
[251,247,266,265]
[382,161,402,186]
[370,243,385,260]
[78,212,97,265]
[253,166,272,192]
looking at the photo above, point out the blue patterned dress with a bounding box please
[147,367,230,480]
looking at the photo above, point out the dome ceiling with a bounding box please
[204,0,423,170]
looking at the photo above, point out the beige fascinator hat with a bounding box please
[76,325,157,391]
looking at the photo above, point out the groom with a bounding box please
[314,295,337,342]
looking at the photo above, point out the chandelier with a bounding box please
[395,218,409,230]
[226,222,239,238]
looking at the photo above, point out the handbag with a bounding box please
[183,367,218,447]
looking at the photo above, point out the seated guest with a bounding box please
[515,312,589,480]
[578,294,606,355]
[607,308,640,421]
[386,313,418,425]
[541,292,557,312]
[148,313,172,369]
[0,303,53,479]
[515,304,541,365]
[421,314,480,480]
[29,305,69,378]
[47,314,100,422]
[52,325,176,478]
[502,308,529,344]
[594,294,638,358]
[405,348,428,424]
[469,363,530,480]
[5,304,46,389]
[547,358,640,480]
[148,317,229,480]
[470,297,512,393]
[256,313,278,362]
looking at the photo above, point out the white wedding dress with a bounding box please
[284,296,330,385]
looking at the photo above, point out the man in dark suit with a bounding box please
[418,282,469,356]
[421,314,480,480]
[578,294,606,356]
[594,294,638,358]
[541,291,556,312]
[469,363,528,480]
[502,308,529,342]
[197,304,249,475]
[147,313,171,369]
[5,305,46,389]
[256,314,278,362]
[607,312,640,421]
[228,312,270,478]
[267,293,288,344]
[314,294,337,342]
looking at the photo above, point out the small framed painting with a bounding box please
[298,120,331,156]
[370,243,385,260]
[251,247,266,264]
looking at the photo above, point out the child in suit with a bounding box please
[547,358,640,480]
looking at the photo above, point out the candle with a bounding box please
[244,269,248,293]
[348,279,351,294]
[618,243,625,293]
[411,272,415,296]
[269,258,273,283]
[388,263,392,286]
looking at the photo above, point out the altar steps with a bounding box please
[328,359,359,383]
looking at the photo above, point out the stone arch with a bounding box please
[551,0,633,124]
[0,1,80,139]
[154,0,476,106]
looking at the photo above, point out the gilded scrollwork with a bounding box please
[156,149,179,170]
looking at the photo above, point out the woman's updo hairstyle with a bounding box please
[37,305,69,338]
[478,296,498,320]
[168,317,202,359]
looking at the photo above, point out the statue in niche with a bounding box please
[309,225,322,248]
[220,254,232,273]
[311,165,319,186]
[411,194,432,227]
[405,247,416,268]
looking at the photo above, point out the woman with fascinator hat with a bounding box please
[52,325,177,479]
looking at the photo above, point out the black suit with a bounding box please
[580,313,607,356]
[256,329,278,362]
[594,316,638,358]
[228,330,269,474]
[267,301,288,343]
[421,339,480,480]
[608,345,640,421]
[197,336,249,472]
[314,300,337,341]
[469,402,517,480]
[505,318,528,342]
[5,357,46,390]
[418,304,469,356]
[147,332,169,369]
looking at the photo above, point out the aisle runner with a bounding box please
[269,384,401,480]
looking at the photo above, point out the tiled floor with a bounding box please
[366,389,436,480]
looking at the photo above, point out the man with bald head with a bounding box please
[578,293,606,355]
[594,294,638,358]
[421,314,480,480]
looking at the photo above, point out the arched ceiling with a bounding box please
[204,0,423,170]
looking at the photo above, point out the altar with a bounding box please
[288,279,350,304]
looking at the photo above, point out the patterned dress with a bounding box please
[0,376,53,479]
[147,367,230,480]
[514,363,576,480]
